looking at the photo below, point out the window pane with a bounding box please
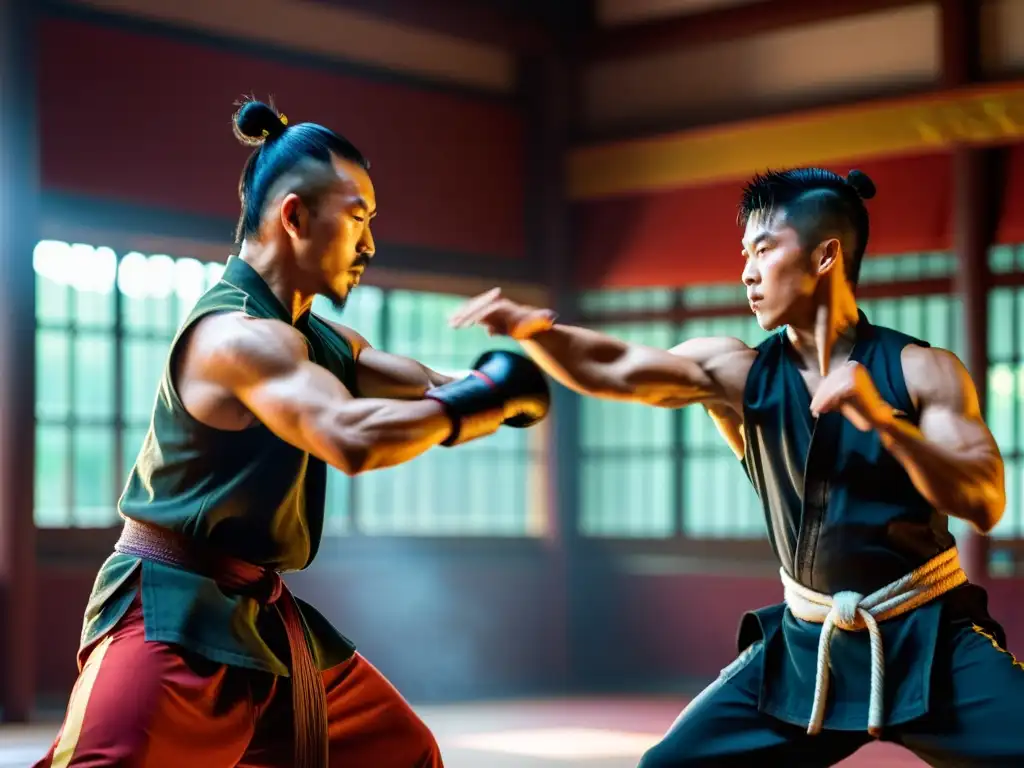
[579,320,677,537]
[580,287,674,314]
[172,257,209,326]
[36,329,70,420]
[323,468,351,534]
[684,453,761,538]
[35,425,69,527]
[73,426,117,526]
[36,275,70,325]
[123,338,169,423]
[119,253,179,335]
[74,333,115,420]
[678,315,765,539]
[581,456,674,537]
[350,289,540,536]
[71,245,117,329]
[313,286,384,344]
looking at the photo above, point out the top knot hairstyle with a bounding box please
[738,167,875,287]
[232,98,370,243]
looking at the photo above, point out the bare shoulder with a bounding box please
[669,336,753,361]
[900,344,977,411]
[671,336,757,402]
[675,335,757,385]
[183,311,310,386]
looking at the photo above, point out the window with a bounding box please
[315,290,545,536]
[34,241,543,537]
[578,322,677,537]
[34,241,224,527]
[35,241,117,527]
[987,244,1024,541]
[678,313,766,538]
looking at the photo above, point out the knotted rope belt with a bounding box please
[781,547,967,737]
[115,519,328,768]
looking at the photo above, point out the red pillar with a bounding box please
[522,47,580,689]
[942,0,1000,584]
[0,0,38,722]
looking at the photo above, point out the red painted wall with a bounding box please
[37,17,526,260]
[577,147,1024,288]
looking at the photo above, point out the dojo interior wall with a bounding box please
[24,0,1024,710]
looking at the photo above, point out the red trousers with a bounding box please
[34,599,443,767]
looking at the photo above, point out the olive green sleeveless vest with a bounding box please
[80,256,358,674]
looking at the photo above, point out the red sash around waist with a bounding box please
[115,518,328,768]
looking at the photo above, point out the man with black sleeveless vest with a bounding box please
[452,168,1024,766]
[35,100,550,768]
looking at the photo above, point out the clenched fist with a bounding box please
[809,361,895,432]
[449,288,557,340]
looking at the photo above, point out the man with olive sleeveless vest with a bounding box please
[35,100,551,768]
[453,168,1024,766]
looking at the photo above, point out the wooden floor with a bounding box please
[1,697,925,767]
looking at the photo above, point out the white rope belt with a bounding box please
[781,547,967,737]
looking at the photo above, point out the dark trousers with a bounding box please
[639,623,1024,767]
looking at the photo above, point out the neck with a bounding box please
[786,275,860,376]
[238,241,315,324]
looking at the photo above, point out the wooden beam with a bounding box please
[568,81,1024,200]
[586,0,923,63]
[316,0,552,53]
[943,0,998,583]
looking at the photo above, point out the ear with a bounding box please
[279,193,307,241]
[814,238,842,277]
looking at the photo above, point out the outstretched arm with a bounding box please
[450,289,754,410]
[187,314,452,475]
[181,313,548,476]
[811,348,1005,534]
[326,321,455,399]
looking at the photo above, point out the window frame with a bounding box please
[33,226,553,563]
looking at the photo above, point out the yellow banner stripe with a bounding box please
[568,82,1024,200]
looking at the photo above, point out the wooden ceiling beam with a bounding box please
[585,0,927,63]
[315,0,553,53]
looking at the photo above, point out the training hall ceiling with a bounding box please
[60,0,524,93]
[595,0,767,27]
[57,0,1024,136]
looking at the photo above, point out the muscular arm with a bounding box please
[520,326,754,409]
[879,346,1005,533]
[449,288,753,409]
[186,314,452,476]
[328,321,455,399]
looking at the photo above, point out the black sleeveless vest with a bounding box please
[737,312,1001,730]
[742,311,955,595]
